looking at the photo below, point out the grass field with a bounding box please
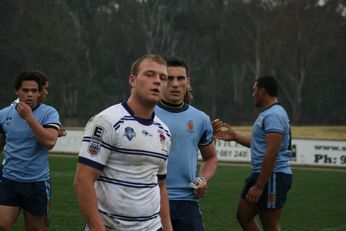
[9,155,346,231]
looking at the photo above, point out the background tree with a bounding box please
[0,0,345,125]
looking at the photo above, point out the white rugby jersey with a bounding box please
[78,102,171,231]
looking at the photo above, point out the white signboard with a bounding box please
[291,139,346,166]
[214,140,250,162]
[52,129,346,168]
[213,139,346,167]
[51,130,83,153]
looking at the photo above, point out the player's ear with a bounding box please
[128,75,136,88]
[261,87,267,96]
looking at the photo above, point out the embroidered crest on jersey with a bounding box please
[88,141,101,156]
[5,117,12,125]
[124,127,136,141]
[159,133,169,153]
[142,130,153,137]
[159,134,165,142]
[88,125,104,156]
[186,120,195,133]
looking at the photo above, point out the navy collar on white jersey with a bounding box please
[122,101,155,126]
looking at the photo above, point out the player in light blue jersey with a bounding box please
[1,70,66,231]
[0,70,61,230]
[74,54,173,231]
[155,56,218,231]
[213,75,292,231]
[2,72,66,162]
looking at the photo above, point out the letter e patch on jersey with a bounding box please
[88,125,104,156]
[93,125,104,139]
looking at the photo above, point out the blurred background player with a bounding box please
[74,54,173,231]
[184,84,193,104]
[11,70,66,136]
[0,70,61,230]
[1,69,66,230]
[213,75,292,231]
[155,56,218,231]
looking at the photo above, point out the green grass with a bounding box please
[11,155,84,230]
[10,156,346,231]
[201,164,346,231]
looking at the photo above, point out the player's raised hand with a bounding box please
[212,119,236,141]
[16,102,33,120]
[58,127,67,137]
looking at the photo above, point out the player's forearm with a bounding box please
[25,115,58,149]
[74,178,104,230]
[255,150,277,189]
[234,133,251,148]
[255,133,283,188]
[199,156,218,181]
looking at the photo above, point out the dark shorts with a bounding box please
[0,177,51,215]
[169,200,205,231]
[241,172,292,209]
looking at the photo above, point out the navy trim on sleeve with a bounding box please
[157,174,166,180]
[78,156,105,171]
[43,124,60,131]
[265,130,283,134]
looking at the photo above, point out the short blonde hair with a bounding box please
[130,54,167,75]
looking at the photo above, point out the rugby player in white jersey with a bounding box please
[74,54,173,231]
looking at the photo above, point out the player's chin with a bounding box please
[25,100,34,106]
[147,95,160,105]
[165,95,181,103]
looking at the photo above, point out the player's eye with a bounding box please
[146,71,155,77]
[22,88,38,93]
[177,76,186,81]
[167,76,186,82]
[160,75,168,81]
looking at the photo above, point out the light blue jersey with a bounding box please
[155,102,213,201]
[251,104,292,174]
[0,103,61,182]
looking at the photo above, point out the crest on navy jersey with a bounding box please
[124,127,136,141]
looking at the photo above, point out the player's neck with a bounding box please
[263,97,278,109]
[127,97,154,119]
[160,99,184,108]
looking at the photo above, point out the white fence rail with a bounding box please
[52,130,346,168]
